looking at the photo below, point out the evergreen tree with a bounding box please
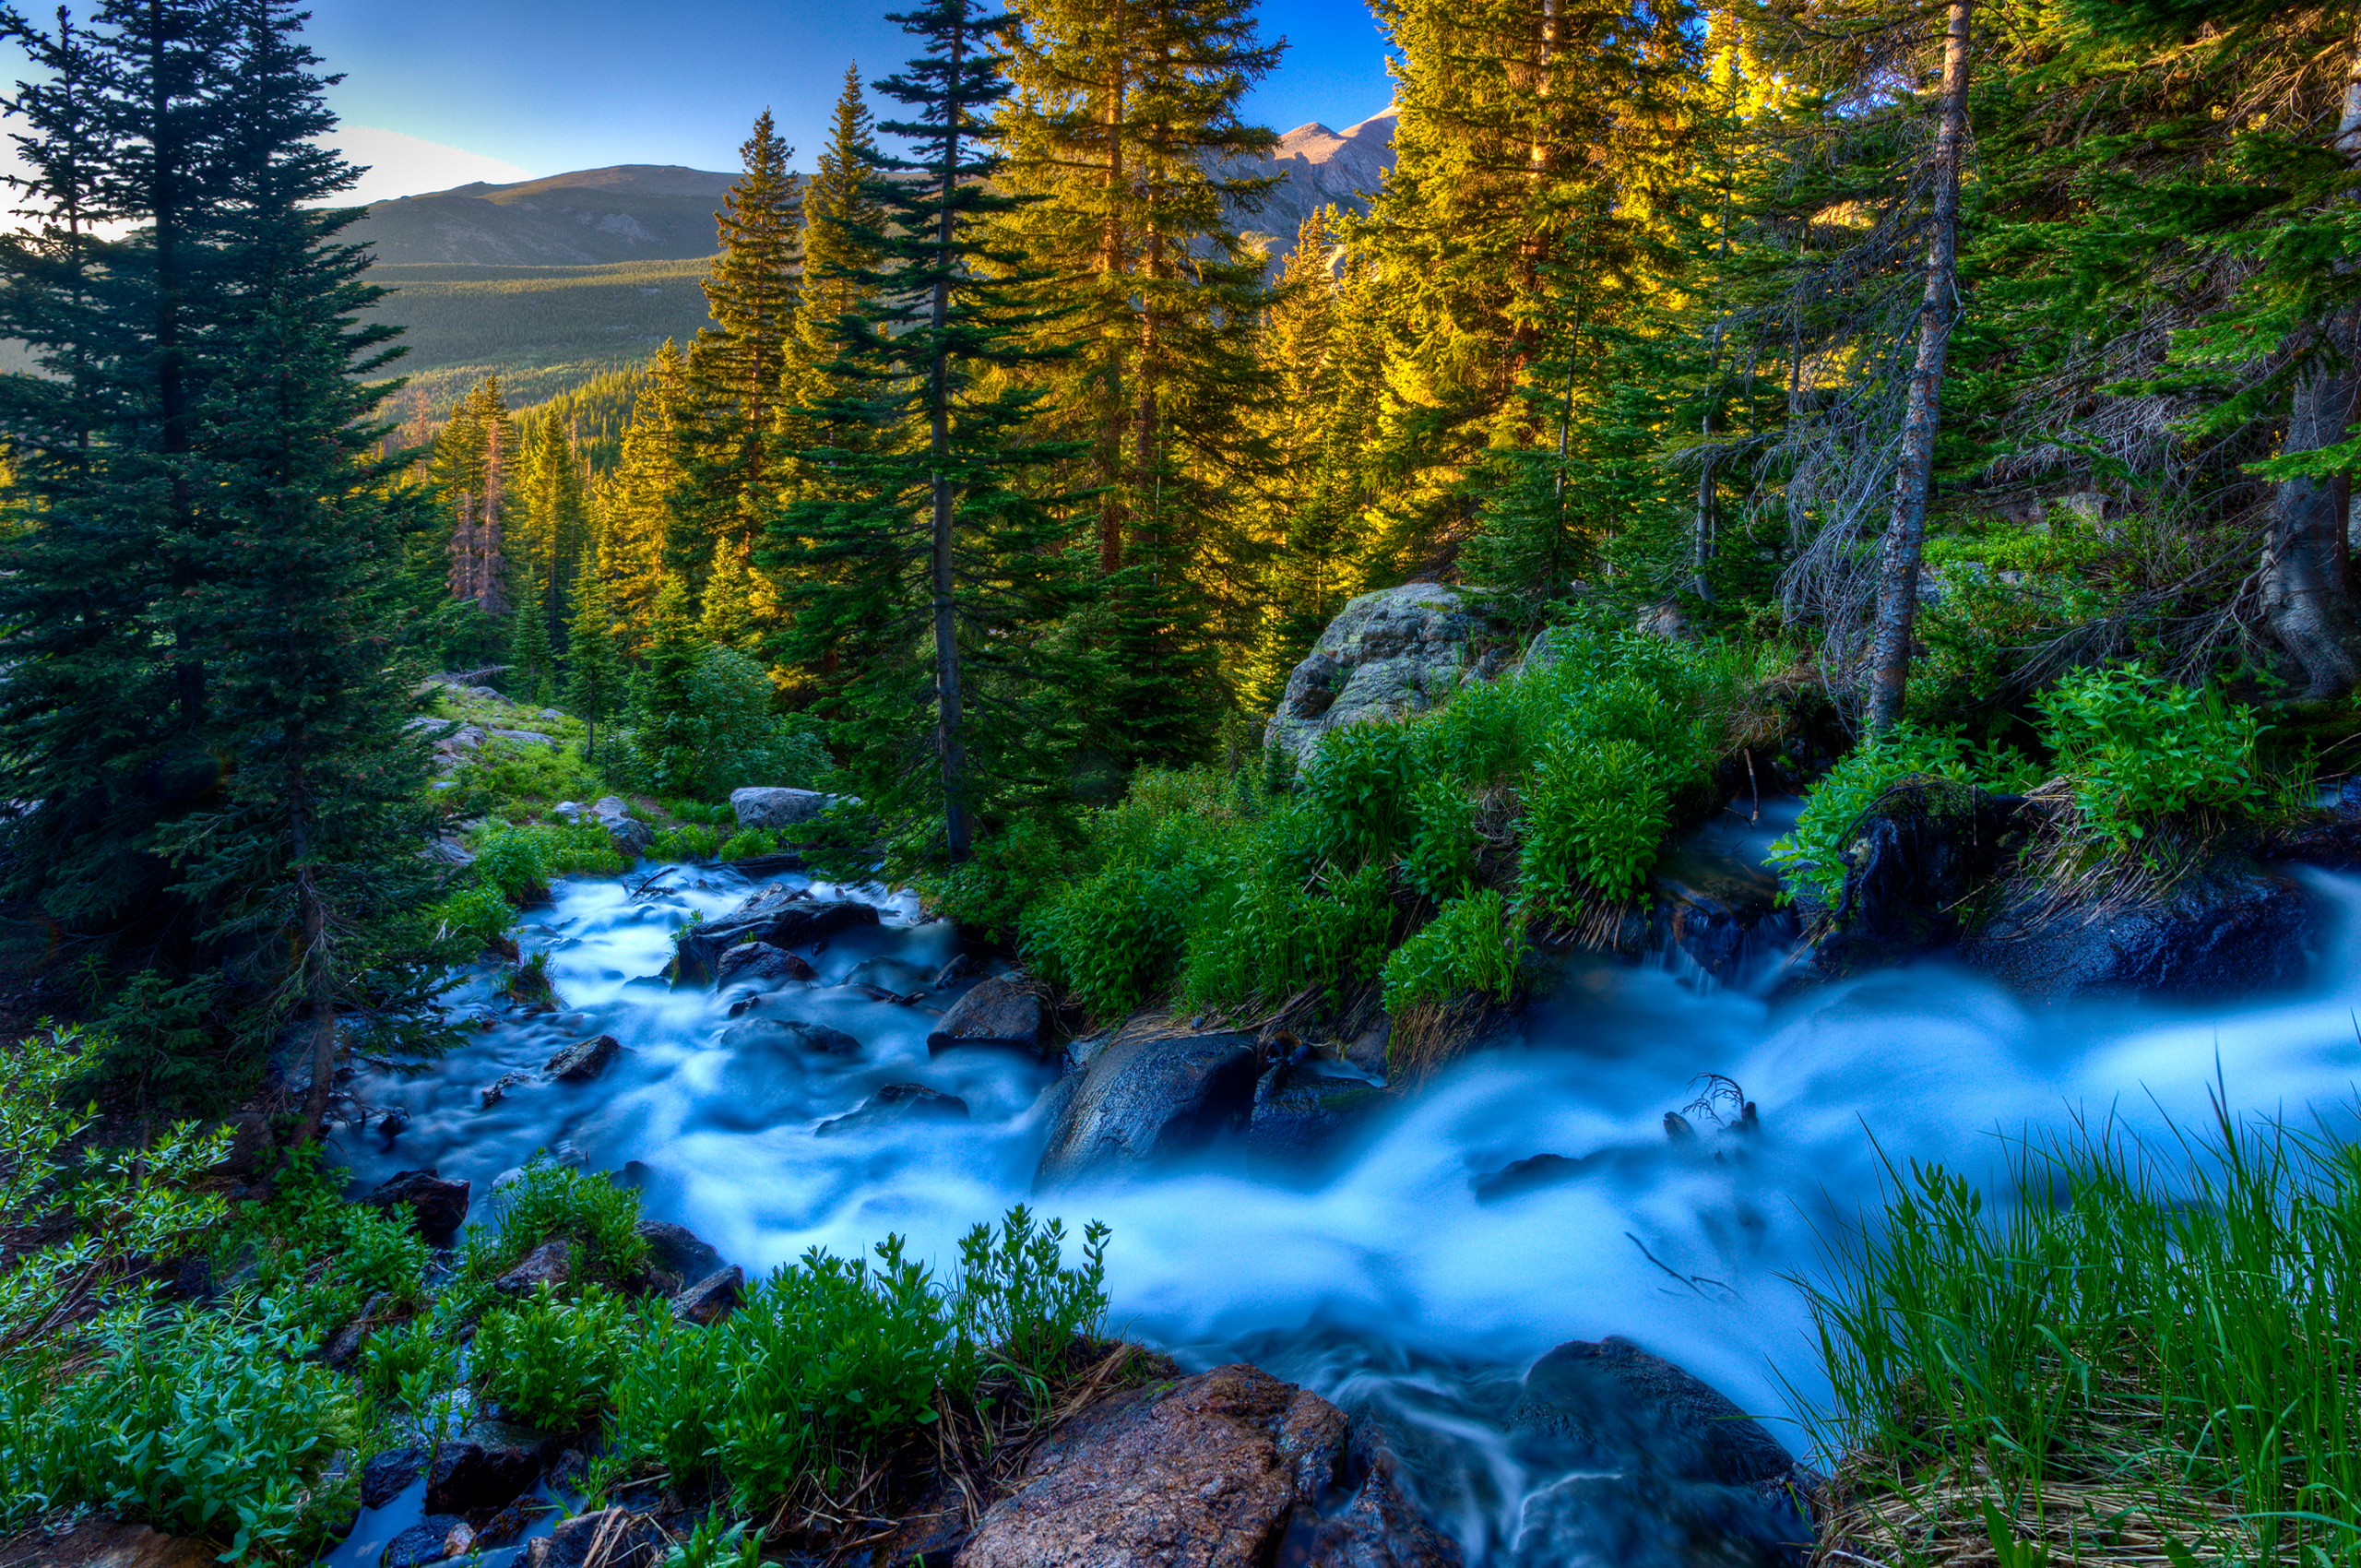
[508,556,556,702]
[698,540,756,651]
[777,64,884,489]
[765,0,1087,864]
[565,566,625,758]
[687,111,801,575]
[628,573,705,794]
[598,339,694,638]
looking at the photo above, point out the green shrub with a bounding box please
[469,820,624,902]
[1767,725,1985,909]
[1180,860,1394,1009]
[1023,857,1204,1022]
[610,1209,1110,1505]
[1300,721,1418,866]
[458,1156,649,1291]
[2035,664,2267,849]
[650,822,723,861]
[475,1284,643,1427]
[1518,734,1668,914]
[918,811,1081,942]
[219,1150,431,1338]
[1403,776,1478,900]
[30,1301,359,1561]
[1381,886,1522,1016]
[428,882,516,949]
[717,826,780,861]
[457,739,606,806]
[608,647,833,801]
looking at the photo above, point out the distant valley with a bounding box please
[355,111,1396,418]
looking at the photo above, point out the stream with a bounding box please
[332,802,2361,1563]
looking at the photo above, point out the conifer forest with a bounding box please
[11,1,2361,1565]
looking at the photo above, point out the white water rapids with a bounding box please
[334,805,2361,1562]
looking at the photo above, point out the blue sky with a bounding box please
[300,0,1397,201]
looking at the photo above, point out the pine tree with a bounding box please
[765,0,1088,863]
[698,540,756,651]
[629,573,705,794]
[687,111,801,573]
[508,556,556,702]
[565,566,625,759]
[0,0,444,1111]
[776,64,884,493]
[599,339,694,638]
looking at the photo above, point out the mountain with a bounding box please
[1227,108,1398,258]
[350,165,742,267]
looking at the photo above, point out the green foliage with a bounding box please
[662,1516,775,1568]
[650,823,724,862]
[1809,1115,2361,1564]
[1766,725,1990,910]
[717,827,782,861]
[428,883,518,950]
[469,820,626,903]
[2035,665,2267,849]
[458,1156,650,1292]
[219,1150,431,1339]
[1299,722,1418,867]
[610,644,832,802]
[474,1284,644,1427]
[1380,886,1521,1016]
[917,812,1081,942]
[610,1206,1109,1505]
[1180,858,1394,1011]
[1518,735,1668,916]
[1402,776,1479,901]
[455,736,609,809]
[24,1302,359,1561]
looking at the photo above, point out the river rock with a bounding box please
[670,1265,744,1325]
[519,1510,665,1568]
[730,786,840,831]
[381,1518,465,1568]
[587,796,652,859]
[485,728,555,748]
[718,1016,860,1057]
[1264,584,1513,766]
[492,1239,572,1297]
[423,1418,554,1512]
[1035,1030,1259,1187]
[1800,776,2026,977]
[957,1362,1347,1568]
[356,1169,469,1240]
[814,1081,970,1136]
[1959,863,2313,1002]
[361,1443,426,1508]
[672,887,879,984]
[715,941,817,989]
[480,1071,530,1109]
[1511,1474,1809,1568]
[1509,1337,1794,1488]
[544,1033,620,1082]
[926,974,1047,1058]
[1240,1074,1386,1163]
[635,1219,725,1289]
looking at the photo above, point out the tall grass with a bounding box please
[1806,1106,2361,1565]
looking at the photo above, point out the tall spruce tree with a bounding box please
[687,111,801,578]
[565,565,625,759]
[0,0,444,1111]
[765,0,1086,864]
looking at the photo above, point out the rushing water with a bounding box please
[335,807,2361,1562]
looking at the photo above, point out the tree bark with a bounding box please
[2260,29,2361,700]
[1865,0,1974,735]
[931,5,973,863]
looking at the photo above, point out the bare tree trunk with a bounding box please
[1864,0,1974,735]
[2260,30,2361,700]
[931,6,973,863]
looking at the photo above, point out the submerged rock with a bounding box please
[356,1169,469,1240]
[1264,584,1513,766]
[926,974,1047,1058]
[1959,864,2312,1002]
[716,941,816,989]
[361,1443,425,1508]
[423,1418,553,1512]
[673,887,879,985]
[1512,1474,1809,1568]
[1802,775,2027,976]
[718,1016,860,1058]
[1509,1336,1795,1488]
[1034,1030,1259,1187]
[544,1033,620,1083]
[814,1081,970,1136]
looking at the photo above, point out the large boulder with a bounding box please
[1959,864,2313,1002]
[355,1169,469,1240]
[1264,585,1513,766]
[590,797,652,860]
[958,1362,1457,1568]
[635,1219,724,1289]
[1035,1030,1259,1187]
[730,787,843,831]
[1506,1337,1811,1568]
[715,941,816,990]
[927,975,1048,1058]
[672,885,879,984]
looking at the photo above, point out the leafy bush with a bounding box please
[1402,776,1478,901]
[1767,725,1991,909]
[28,1302,359,1561]
[469,819,625,903]
[2035,664,2266,849]
[1180,859,1394,1010]
[1300,721,1418,866]
[609,1207,1110,1505]
[1518,734,1668,914]
[475,1284,643,1427]
[717,827,780,861]
[916,812,1080,943]
[459,1156,649,1291]
[1381,886,1522,1016]
[428,882,516,949]
[608,647,833,802]
[220,1150,430,1338]
[650,822,723,861]
[457,738,606,807]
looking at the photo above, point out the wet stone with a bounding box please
[926,974,1047,1058]
[718,1016,860,1057]
[520,1509,665,1568]
[814,1081,969,1137]
[422,1418,553,1513]
[492,1239,572,1298]
[380,1518,464,1568]
[715,941,817,989]
[544,1033,620,1082]
[670,1265,744,1325]
[361,1443,426,1509]
[355,1169,469,1240]
[635,1219,724,1289]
